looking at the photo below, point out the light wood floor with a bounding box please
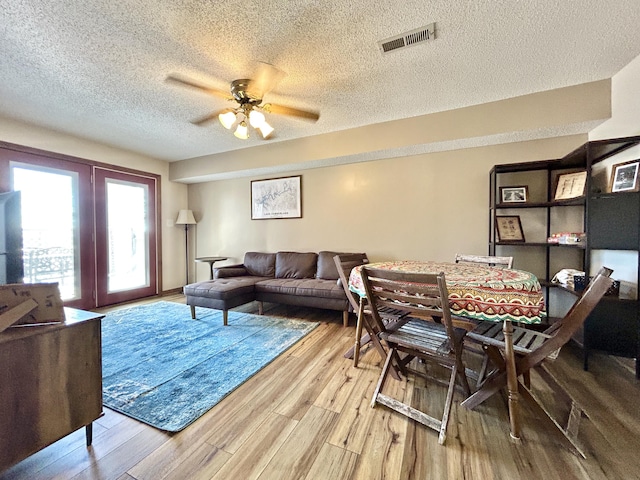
[2,295,639,480]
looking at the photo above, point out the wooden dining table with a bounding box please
[348,260,546,441]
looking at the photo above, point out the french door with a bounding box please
[2,147,158,309]
[94,168,157,305]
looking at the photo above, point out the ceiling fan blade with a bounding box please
[246,62,286,100]
[190,110,227,126]
[262,103,320,122]
[166,74,232,99]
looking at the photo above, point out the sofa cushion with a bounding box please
[184,276,267,300]
[244,252,276,277]
[255,278,299,296]
[316,251,344,280]
[275,252,318,279]
[295,278,347,299]
[256,278,346,300]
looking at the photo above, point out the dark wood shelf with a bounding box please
[493,241,585,249]
[492,155,586,174]
[544,281,581,296]
[495,198,585,209]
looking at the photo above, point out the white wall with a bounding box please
[188,135,586,281]
[590,53,640,140]
[0,117,189,291]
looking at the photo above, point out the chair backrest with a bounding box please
[360,266,461,355]
[524,267,613,369]
[454,254,513,269]
[333,253,369,311]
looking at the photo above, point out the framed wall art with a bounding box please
[495,215,525,242]
[554,171,587,200]
[499,186,528,203]
[251,175,302,220]
[610,160,640,193]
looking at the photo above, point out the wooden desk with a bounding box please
[195,256,228,280]
[0,308,104,472]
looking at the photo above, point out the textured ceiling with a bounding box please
[1,0,640,163]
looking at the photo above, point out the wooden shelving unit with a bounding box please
[489,159,587,321]
[490,135,640,378]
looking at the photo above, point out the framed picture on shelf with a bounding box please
[609,160,640,193]
[495,215,525,242]
[499,186,528,203]
[554,171,587,200]
[251,175,302,220]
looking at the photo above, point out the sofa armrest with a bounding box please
[214,265,248,279]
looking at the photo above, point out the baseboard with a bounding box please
[162,287,184,296]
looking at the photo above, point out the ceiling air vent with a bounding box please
[378,23,436,54]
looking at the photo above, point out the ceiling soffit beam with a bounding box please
[169,80,611,183]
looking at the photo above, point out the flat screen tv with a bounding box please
[0,191,24,284]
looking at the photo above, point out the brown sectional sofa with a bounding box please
[183,251,357,326]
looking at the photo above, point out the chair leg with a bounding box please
[439,362,459,445]
[518,382,587,458]
[371,349,395,408]
[461,369,508,410]
[477,355,489,387]
[351,304,402,380]
[456,356,471,398]
[343,332,373,359]
[353,300,365,367]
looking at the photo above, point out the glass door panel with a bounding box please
[9,160,95,310]
[94,168,157,306]
[13,167,79,299]
[106,180,149,292]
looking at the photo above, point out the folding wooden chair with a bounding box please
[333,254,406,367]
[361,266,471,445]
[454,253,514,269]
[461,267,613,457]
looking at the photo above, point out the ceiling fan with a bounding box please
[166,62,320,140]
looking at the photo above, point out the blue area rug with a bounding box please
[101,301,318,432]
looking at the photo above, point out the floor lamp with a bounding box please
[176,209,197,284]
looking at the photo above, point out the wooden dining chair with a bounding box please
[454,253,514,269]
[333,254,406,367]
[461,267,613,457]
[361,266,471,445]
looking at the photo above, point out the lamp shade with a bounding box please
[249,109,265,128]
[175,209,196,225]
[234,121,249,139]
[218,110,237,129]
[258,121,274,138]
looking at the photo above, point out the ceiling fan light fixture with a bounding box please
[167,64,318,141]
[234,121,249,139]
[258,121,274,139]
[218,110,237,129]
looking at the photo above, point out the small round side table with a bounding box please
[195,256,228,280]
